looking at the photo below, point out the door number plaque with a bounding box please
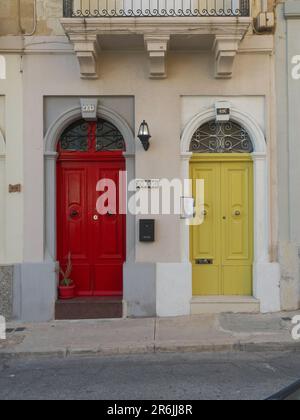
[9,184,21,193]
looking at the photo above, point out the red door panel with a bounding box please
[57,165,92,295]
[92,162,126,295]
[94,264,123,296]
[57,155,126,297]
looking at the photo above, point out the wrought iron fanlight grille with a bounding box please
[60,119,126,152]
[190,121,254,153]
[95,119,126,151]
[60,120,89,151]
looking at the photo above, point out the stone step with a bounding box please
[191,296,260,315]
[55,297,123,320]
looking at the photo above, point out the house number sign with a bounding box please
[80,98,98,121]
[82,105,96,112]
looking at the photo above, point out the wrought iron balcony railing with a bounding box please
[63,0,250,18]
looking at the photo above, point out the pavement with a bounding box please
[0,312,299,359]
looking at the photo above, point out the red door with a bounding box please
[57,119,126,297]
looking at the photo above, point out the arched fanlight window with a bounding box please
[95,119,125,151]
[59,118,126,152]
[190,121,254,153]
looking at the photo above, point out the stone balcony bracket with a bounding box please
[61,18,252,80]
[144,35,170,79]
[213,35,243,79]
[69,34,101,79]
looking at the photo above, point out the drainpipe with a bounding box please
[17,0,37,36]
[261,0,268,13]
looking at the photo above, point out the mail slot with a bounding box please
[195,259,213,265]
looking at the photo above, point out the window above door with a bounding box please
[190,120,254,153]
[59,119,126,153]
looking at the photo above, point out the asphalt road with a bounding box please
[0,351,299,400]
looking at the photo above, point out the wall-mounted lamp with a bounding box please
[138,120,151,151]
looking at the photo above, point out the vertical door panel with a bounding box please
[191,163,221,295]
[221,161,253,295]
[57,164,92,295]
[92,162,126,296]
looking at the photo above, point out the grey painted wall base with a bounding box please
[124,262,192,318]
[279,241,300,311]
[0,265,13,320]
[124,262,157,317]
[13,262,57,322]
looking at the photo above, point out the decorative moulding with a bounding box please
[60,17,251,80]
[68,34,101,79]
[213,35,243,79]
[144,35,170,79]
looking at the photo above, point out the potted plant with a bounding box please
[58,252,76,300]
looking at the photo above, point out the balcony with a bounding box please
[61,0,252,79]
[63,0,250,17]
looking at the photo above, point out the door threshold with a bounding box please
[55,297,124,320]
[191,296,260,314]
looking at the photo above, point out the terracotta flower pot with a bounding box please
[58,284,76,300]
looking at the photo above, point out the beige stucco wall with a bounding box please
[0,0,64,36]
[15,36,277,264]
[0,3,278,267]
[0,54,23,264]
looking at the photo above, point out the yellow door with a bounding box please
[190,155,253,296]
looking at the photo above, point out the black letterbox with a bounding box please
[139,219,155,242]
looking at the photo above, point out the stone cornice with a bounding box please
[60,17,251,79]
[60,17,251,37]
[0,36,74,55]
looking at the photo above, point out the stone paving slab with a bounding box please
[219,312,298,334]
[0,313,299,359]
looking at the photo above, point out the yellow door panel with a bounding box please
[190,156,253,296]
[221,162,253,295]
[191,164,220,260]
[192,265,220,296]
[190,163,221,295]
[223,266,253,295]
[221,162,253,264]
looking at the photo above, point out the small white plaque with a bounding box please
[80,98,98,121]
[135,179,160,190]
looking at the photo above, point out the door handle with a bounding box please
[93,215,99,221]
[234,210,241,216]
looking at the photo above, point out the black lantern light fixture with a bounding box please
[138,120,151,151]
